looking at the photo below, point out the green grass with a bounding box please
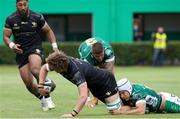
[0,65,180,118]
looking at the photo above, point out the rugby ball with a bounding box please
[44,79,56,92]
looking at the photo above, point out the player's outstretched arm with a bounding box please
[38,64,49,96]
[3,28,12,46]
[61,82,88,117]
[3,28,23,54]
[110,101,146,115]
[109,106,131,115]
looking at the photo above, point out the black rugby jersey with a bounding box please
[4,10,46,50]
[60,57,114,87]
[59,57,117,102]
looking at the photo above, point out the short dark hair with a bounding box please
[92,42,104,54]
[16,0,28,3]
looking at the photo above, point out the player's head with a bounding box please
[46,51,70,73]
[117,78,132,101]
[16,0,29,17]
[92,42,104,62]
[157,26,164,33]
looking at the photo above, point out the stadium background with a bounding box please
[1,0,180,65]
[0,0,180,44]
[0,0,180,118]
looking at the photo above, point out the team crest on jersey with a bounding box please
[32,22,37,28]
[12,23,20,30]
[106,91,111,96]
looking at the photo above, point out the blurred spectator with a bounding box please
[152,26,167,66]
[133,14,143,41]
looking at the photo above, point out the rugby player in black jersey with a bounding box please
[38,51,122,117]
[3,0,60,111]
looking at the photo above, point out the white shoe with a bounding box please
[41,97,55,111]
[45,97,55,109]
[41,97,49,111]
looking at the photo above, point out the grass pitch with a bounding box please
[0,65,180,118]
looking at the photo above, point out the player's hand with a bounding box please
[85,97,98,108]
[38,87,49,96]
[12,44,23,54]
[109,109,121,115]
[109,106,131,115]
[85,100,97,108]
[60,113,74,118]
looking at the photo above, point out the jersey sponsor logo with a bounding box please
[85,38,97,46]
[21,21,28,24]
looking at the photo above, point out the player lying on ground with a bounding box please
[38,51,123,117]
[78,37,115,107]
[3,0,59,111]
[110,78,180,115]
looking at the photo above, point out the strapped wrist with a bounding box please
[52,42,58,49]
[70,109,78,117]
[9,42,15,49]
[73,109,78,115]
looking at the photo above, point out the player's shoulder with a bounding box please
[105,47,114,56]
[132,90,145,100]
[133,84,146,90]
[132,84,146,94]
[78,42,91,58]
[30,10,43,19]
[6,11,18,21]
[79,40,90,49]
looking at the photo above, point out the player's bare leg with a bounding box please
[105,93,122,112]
[28,54,42,81]
[19,64,40,97]
[28,54,55,111]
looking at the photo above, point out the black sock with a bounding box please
[38,94,50,100]
[38,95,43,100]
[45,94,50,98]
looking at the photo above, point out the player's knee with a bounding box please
[106,98,122,111]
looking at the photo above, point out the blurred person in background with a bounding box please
[38,51,123,117]
[152,26,167,66]
[133,14,143,41]
[78,37,115,108]
[110,78,180,115]
[3,0,60,111]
